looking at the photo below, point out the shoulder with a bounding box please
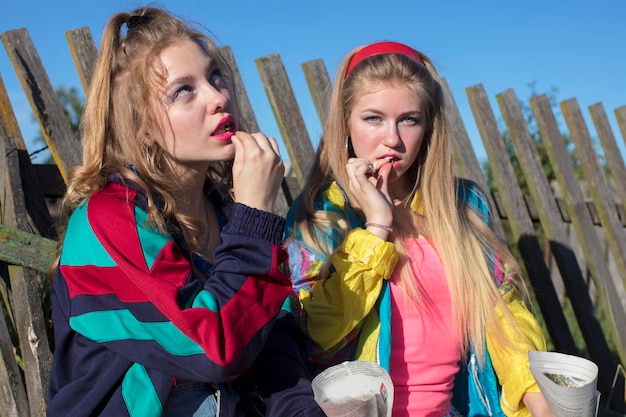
[61,181,175,270]
[60,183,145,267]
[65,182,142,234]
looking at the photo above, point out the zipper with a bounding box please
[375,331,380,365]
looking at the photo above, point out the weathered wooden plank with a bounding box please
[1,28,81,183]
[66,26,97,92]
[0,73,26,148]
[615,106,626,149]
[220,46,295,215]
[442,79,484,184]
[0,224,56,273]
[0,71,58,240]
[561,99,626,289]
[2,136,52,417]
[589,103,626,210]
[441,78,505,235]
[1,71,59,240]
[302,58,331,126]
[533,96,624,266]
[618,203,626,226]
[256,53,315,186]
[499,90,624,401]
[466,84,577,354]
[220,46,260,134]
[0,120,28,417]
[0,306,29,417]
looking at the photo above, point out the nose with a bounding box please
[384,123,402,147]
[205,84,229,113]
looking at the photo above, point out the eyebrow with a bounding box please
[165,60,214,88]
[359,108,423,116]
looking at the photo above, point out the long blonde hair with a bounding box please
[62,6,236,248]
[288,43,531,362]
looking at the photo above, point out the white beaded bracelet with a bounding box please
[364,222,394,233]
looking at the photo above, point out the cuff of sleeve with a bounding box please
[490,293,547,415]
[341,228,398,278]
[499,366,537,415]
[223,203,285,244]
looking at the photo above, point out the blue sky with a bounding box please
[2,0,626,165]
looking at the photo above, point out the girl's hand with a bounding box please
[346,158,394,237]
[231,131,284,212]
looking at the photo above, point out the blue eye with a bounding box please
[363,115,381,122]
[400,116,421,125]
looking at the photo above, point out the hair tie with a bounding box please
[345,41,423,78]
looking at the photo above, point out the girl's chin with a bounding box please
[212,142,236,158]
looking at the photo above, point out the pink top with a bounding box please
[389,238,461,417]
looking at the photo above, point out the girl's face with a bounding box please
[159,38,236,168]
[348,82,426,195]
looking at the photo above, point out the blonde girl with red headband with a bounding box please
[285,41,553,417]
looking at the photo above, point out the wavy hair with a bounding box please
[61,6,237,251]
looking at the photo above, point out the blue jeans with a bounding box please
[162,381,243,417]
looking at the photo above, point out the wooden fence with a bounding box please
[1,24,625,417]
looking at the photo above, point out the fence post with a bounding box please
[66,26,97,92]
[561,99,626,289]
[441,78,505,236]
[302,58,331,126]
[0,132,31,417]
[256,53,315,187]
[1,135,53,417]
[614,106,626,150]
[589,103,626,211]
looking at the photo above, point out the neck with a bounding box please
[173,166,210,218]
[388,177,414,203]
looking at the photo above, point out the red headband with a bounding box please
[345,41,423,78]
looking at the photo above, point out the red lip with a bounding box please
[214,130,236,142]
[212,115,237,142]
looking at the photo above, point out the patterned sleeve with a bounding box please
[58,182,291,382]
[286,213,397,355]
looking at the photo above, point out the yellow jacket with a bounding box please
[285,179,547,416]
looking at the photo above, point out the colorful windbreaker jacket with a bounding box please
[285,178,547,417]
[47,176,293,417]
